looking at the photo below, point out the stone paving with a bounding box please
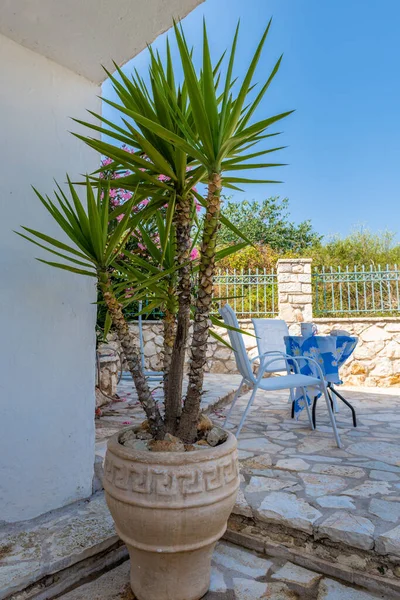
[210,385,400,563]
[59,541,387,599]
[96,376,400,562]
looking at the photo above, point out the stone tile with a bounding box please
[45,495,118,571]
[299,473,347,497]
[239,450,255,460]
[342,481,392,497]
[311,464,365,478]
[317,512,374,550]
[369,498,400,523]
[298,438,337,454]
[0,562,42,600]
[255,492,322,534]
[316,495,356,509]
[350,461,400,473]
[271,561,322,588]
[55,561,131,600]
[291,455,342,463]
[233,487,253,518]
[212,543,272,578]
[232,578,269,600]
[245,476,296,494]
[238,438,284,453]
[347,441,400,466]
[240,455,273,470]
[209,566,227,593]
[263,582,299,599]
[370,470,399,481]
[275,458,310,471]
[317,578,382,599]
[375,524,400,556]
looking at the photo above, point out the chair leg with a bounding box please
[330,384,357,427]
[312,396,318,428]
[320,382,341,448]
[301,387,315,430]
[291,400,295,419]
[224,378,245,428]
[236,384,259,438]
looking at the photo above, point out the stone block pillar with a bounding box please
[277,258,313,329]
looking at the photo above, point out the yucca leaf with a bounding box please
[37,259,97,277]
[15,231,94,268]
[224,162,286,171]
[223,20,272,141]
[86,178,104,261]
[202,19,219,149]
[223,177,282,184]
[239,54,283,131]
[101,97,205,163]
[160,193,176,266]
[219,21,240,146]
[173,21,214,159]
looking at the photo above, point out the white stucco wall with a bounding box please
[0,34,100,522]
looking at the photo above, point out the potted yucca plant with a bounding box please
[18,18,291,600]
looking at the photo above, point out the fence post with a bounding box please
[277,258,313,328]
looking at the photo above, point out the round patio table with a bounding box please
[284,334,358,426]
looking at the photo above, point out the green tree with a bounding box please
[308,226,400,267]
[218,196,322,252]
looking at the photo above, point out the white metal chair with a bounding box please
[219,304,341,447]
[252,317,295,415]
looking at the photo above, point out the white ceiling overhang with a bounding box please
[0,0,203,83]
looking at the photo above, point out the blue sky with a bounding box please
[102,0,400,240]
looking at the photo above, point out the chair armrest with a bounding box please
[293,355,326,382]
[255,353,301,380]
[250,350,287,365]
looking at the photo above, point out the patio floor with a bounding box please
[97,376,400,566]
[58,540,387,600]
[214,384,400,577]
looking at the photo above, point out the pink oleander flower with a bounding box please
[138,243,146,251]
[190,247,200,260]
[109,189,117,198]
[158,174,170,182]
[121,191,132,201]
[102,157,113,166]
[116,213,125,222]
[140,199,150,206]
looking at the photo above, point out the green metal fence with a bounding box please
[313,265,400,316]
[214,268,278,317]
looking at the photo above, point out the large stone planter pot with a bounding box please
[104,428,239,600]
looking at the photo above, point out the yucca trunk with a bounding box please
[164,195,193,433]
[178,174,222,442]
[162,309,177,401]
[98,271,165,440]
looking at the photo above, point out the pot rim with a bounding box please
[107,426,237,465]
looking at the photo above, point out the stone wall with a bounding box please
[96,347,120,407]
[314,318,400,387]
[104,317,400,387]
[99,256,400,388]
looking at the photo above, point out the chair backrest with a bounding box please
[252,318,289,372]
[219,304,255,383]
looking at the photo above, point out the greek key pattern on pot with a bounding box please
[104,454,239,497]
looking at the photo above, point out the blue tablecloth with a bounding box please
[284,335,358,417]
